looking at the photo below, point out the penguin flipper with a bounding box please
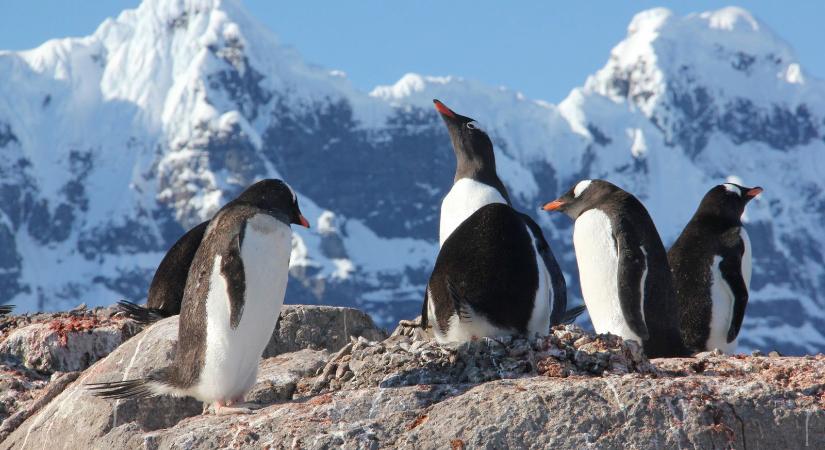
[719,246,748,343]
[220,227,247,329]
[0,304,13,315]
[117,300,171,324]
[420,288,429,329]
[519,213,568,325]
[615,229,650,341]
[446,277,472,322]
[560,304,587,325]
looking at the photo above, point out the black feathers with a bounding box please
[559,304,586,325]
[117,300,171,325]
[0,304,13,315]
[86,379,155,400]
[428,203,540,336]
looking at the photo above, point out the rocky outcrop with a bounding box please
[1,305,824,448]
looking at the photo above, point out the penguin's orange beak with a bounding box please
[433,99,456,118]
[542,200,565,211]
[298,214,311,228]
[746,187,763,198]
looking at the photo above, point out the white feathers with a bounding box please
[573,208,644,344]
[525,224,552,337]
[574,180,593,198]
[466,120,487,134]
[723,183,742,196]
[741,227,752,288]
[705,227,752,354]
[639,246,648,327]
[439,178,507,246]
[284,181,297,202]
[193,214,292,403]
[706,255,737,353]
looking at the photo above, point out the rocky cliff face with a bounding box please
[0,306,822,449]
[1,1,824,353]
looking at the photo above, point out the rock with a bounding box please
[304,326,656,395]
[72,355,825,449]
[3,309,824,449]
[0,307,139,374]
[264,305,386,357]
[0,317,203,449]
[246,349,328,405]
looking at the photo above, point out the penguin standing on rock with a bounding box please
[88,179,310,415]
[668,183,762,354]
[421,100,576,343]
[118,221,209,324]
[543,179,689,358]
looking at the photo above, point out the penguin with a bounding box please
[433,99,511,246]
[0,304,12,315]
[118,221,209,324]
[668,183,763,354]
[88,179,310,415]
[543,179,689,358]
[424,203,565,343]
[421,99,572,333]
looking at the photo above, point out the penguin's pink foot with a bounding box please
[213,400,253,415]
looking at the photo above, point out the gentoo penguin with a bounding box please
[543,179,689,357]
[0,304,12,315]
[88,179,310,415]
[424,203,566,342]
[422,99,572,333]
[118,221,209,324]
[668,183,763,354]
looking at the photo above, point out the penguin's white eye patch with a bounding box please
[284,182,297,202]
[466,121,485,133]
[723,183,741,196]
[574,180,592,198]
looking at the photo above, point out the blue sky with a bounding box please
[1,1,823,103]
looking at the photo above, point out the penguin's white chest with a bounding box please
[573,209,644,343]
[706,228,751,353]
[439,178,506,246]
[195,215,292,402]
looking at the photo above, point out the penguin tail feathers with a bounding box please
[86,379,157,400]
[86,372,178,400]
[558,305,586,325]
[0,304,14,315]
[117,300,170,325]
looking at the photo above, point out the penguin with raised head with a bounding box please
[668,183,762,354]
[118,221,209,324]
[420,100,576,343]
[543,179,688,357]
[88,179,310,415]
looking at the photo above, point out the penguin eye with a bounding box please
[466,122,477,130]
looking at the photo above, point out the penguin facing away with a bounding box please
[426,99,575,332]
[425,203,557,342]
[543,179,689,358]
[88,179,310,415]
[668,183,762,354]
[118,221,209,324]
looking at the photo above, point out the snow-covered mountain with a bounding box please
[1,1,823,354]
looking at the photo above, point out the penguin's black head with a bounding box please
[433,99,496,180]
[235,179,310,228]
[541,179,621,220]
[696,183,762,224]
